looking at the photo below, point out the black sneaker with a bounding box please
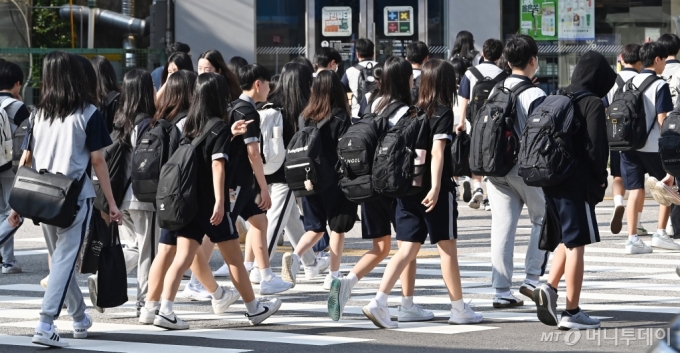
[533,284,558,326]
[462,180,472,202]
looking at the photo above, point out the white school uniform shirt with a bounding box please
[371,97,409,128]
[458,62,505,101]
[662,59,680,107]
[628,70,674,153]
[343,60,379,117]
[604,68,638,107]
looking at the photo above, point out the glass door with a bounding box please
[315,0,362,74]
[371,0,421,62]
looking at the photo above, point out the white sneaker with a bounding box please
[625,238,653,254]
[492,292,524,308]
[448,303,483,324]
[32,324,68,348]
[180,283,212,301]
[281,252,301,285]
[249,267,261,284]
[1,261,22,274]
[304,256,330,280]
[154,312,189,330]
[362,299,396,329]
[323,273,343,290]
[212,263,230,277]
[40,275,49,289]
[651,232,680,250]
[328,277,352,321]
[139,307,158,324]
[468,188,484,209]
[211,286,241,314]
[397,304,434,322]
[246,298,282,325]
[72,313,92,339]
[260,276,294,295]
[88,275,104,313]
[482,199,491,211]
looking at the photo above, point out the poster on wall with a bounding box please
[384,6,414,36]
[519,0,595,41]
[520,0,557,41]
[558,0,595,40]
[322,7,352,37]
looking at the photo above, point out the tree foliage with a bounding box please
[32,0,72,48]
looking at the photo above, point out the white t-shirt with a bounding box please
[343,60,379,117]
[662,59,680,107]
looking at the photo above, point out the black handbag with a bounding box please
[96,223,128,308]
[9,167,85,228]
[539,204,562,252]
[451,131,472,177]
[78,211,107,274]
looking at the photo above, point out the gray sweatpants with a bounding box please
[0,171,20,264]
[120,209,159,304]
[40,198,93,325]
[266,183,316,266]
[487,165,549,292]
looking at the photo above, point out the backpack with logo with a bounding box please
[466,67,510,123]
[156,118,222,231]
[469,80,534,177]
[258,103,286,175]
[337,101,406,202]
[372,107,431,197]
[130,118,181,203]
[285,112,339,197]
[355,62,378,106]
[518,90,594,187]
[659,109,680,177]
[606,75,662,151]
[0,101,13,173]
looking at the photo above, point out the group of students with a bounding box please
[2,29,680,349]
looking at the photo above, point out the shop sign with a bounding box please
[558,0,595,40]
[384,6,413,36]
[520,0,595,41]
[520,0,557,40]
[322,7,352,37]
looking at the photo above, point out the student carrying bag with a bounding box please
[606,75,662,151]
[466,67,509,123]
[659,109,680,177]
[258,103,286,175]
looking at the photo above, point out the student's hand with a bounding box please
[211,202,224,226]
[422,188,440,213]
[662,174,675,187]
[231,120,253,136]
[454,122,466,134]
[8,210,21,228]
[258,189,272,211]
[109,205,123,225]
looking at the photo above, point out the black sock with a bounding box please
[565,307,580,316]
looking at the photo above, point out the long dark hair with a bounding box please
[417,59,457,117]
[74,55,98,106]
[113,69,156,139]
[161,52,193,85]
[184,73,229,139]
[290,56,315,74]
[90,56,120,110]
[36,51,91,123]
[198,50,241,101]
[450,30,478,62]
[268,62,312,129]
[448,56,469,86]
[153,70,197,125]
[374,56,413,113]
[301,70,349,123]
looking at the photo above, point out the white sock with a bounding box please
[160,299,174,315]
[628,234,639,242]
[451,299,465,311]
[260,267,275,282]
[614,195,624,206]
[375,291,389,307]
[245,299,260,314]
[210,286,224,300]
[401,296,414,309]
[37,322,52,331]
[331,270,340,278]
[638,213,644,228]
[347,272,359,289]
[189,273,200,287]
[657,229,667,237]
[145,301,160,310]
[473,181,482,190]
[244,262,254,272]
[495,290,512,297]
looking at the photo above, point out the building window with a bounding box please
[256,0,307,75]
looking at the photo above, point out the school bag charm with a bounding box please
[304,167,314,191]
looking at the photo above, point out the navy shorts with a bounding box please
[159,229,177,246]
[610,150,621,177]
[545,191,600,248]
[301,186,357,233]
[620,151,666,190]
[232,187,265,222]
[395,182,458,245]
[176,209,236,245]
[361,196,395,239]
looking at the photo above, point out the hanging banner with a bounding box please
[558,0,595,40]
[322,7,352,37]
[520,0,557,41]
[384,6,414,36]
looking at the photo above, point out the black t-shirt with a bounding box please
[193,119,231,212]
[303,108,351,171]
[426,105,454,184]
[228,99,261,189]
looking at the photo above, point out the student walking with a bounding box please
[449,31,482,68]
[89,56,120,132]
[157,52,194,99]
[342,38,378,117]
[9,51,123,347]
[151,42,190,90]
[406,41,429,103]
[313,47,342,75]
[362,59,483,329]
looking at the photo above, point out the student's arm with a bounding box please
[455,98,469,132]
[210,159,226,226]
[583,99,609,188]
[423,139,446,212]
[247,142,271,210]
[91,149,123,224]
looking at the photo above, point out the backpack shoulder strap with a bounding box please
[379,101,407,119]
[636,75,662,93]
[231,101,255,120]
[493,70,510,83]
[106,91,120,105]
[570,90,596,101]
[508,80,535,96]
[0,96,18,111]
[616,75,626,89]
[192,118,222,147]
[468,66,485,81]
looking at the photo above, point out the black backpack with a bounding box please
[410,74,421,104]
[606,75,661,151]
[467,67,509,123]
[469,80,534,177]
[659,109,680,177]
[518,90,593,187]
[156,118,222,231]
[285,114,338,197]
[355,62,378,106]
[103,91,121,133]
[337,101,406,202]
[11,118,29,174]
[130,119,182,203]
[372,107,431,197]
[451,131,471,177]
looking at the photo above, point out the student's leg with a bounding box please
[146,244,176,303]
[128,210,159,305]
[626,189,645,235]
[244,230,255,264]
[329,231,345,273]
[189,246,220,294]
[120,210,139,273]
[0,173,20,269]
[547,244,566,289]
[247,214,271,270]
[265,183,291,259]
[293,231,325,257]
[621,151,648,238]
[436,239,463,301]
[468,174,485,208]
[216,239,255,304]
[283,200,316,266]
[563,246,585,310]
[398,240,417,298]
[511,178,549,285]
[377,242,421,296]
[350,236,391,279]
[659,204,671,229]
[161,237,201,303]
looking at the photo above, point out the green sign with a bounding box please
[520,0,557,41]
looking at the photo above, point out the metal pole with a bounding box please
[87,0,96,48]
[80,8,83,48]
